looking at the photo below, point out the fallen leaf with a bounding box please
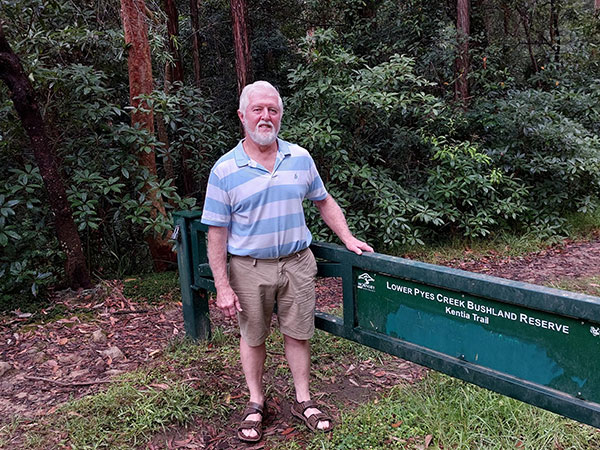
[391,421,403,428]
[349,378,359,386]
[425,434,433,448]
[174,434,193,446]
[58,338,68,345]
[374,370,386,377]
[281,427,296,436]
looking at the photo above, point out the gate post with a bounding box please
[173,211,211,340]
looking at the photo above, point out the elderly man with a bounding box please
[201,80,373,442]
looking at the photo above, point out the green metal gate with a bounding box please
[173,211,600,429]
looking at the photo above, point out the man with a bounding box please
[201,80,373,442]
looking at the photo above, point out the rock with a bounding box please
[32,351,47,364]
[102,346,125,362]
[0,362,12,377]
[58,354,80,365]
[103,369,125,377]
[68,369,89,379]
[92,330,107,344]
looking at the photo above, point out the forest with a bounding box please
[1,0,599,304]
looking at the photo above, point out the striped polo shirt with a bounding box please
[201,138,328,258]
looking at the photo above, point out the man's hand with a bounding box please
[344,236,374,255]
[216,285,243,318]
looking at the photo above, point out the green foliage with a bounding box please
[421,137,529,238]
[469,86,600,236]
[283,28,550,249]
[1,0,600,301]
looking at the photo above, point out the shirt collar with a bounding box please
[233,138,290,167]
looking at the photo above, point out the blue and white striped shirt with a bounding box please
[201,138,328,258]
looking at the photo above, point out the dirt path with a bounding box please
[1,235,599,448]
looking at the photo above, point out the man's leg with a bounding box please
[283,334,330,430]
[239,337,266,439]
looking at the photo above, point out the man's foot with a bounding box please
[291,399,334,432]
[237,401,266,442]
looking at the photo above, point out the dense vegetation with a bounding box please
[1,0,599,302]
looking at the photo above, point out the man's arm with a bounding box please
[207,225,242,318]
[314,194,374,255]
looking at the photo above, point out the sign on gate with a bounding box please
[355,270,600,405]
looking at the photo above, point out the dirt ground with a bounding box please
[1,235,599,449]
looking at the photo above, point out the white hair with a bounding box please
[238,81,283,115]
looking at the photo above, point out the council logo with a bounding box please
[357,272,376,292]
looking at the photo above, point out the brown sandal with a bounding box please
[237,401,266,443]
[291,399,334,432]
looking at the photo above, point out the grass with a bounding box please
[24,368,216,449]
[122,270,181,304]
[549,275,600,297]
[298,372,600,450]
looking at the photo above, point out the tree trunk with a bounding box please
[162,0,197,195]
[0,23,91,289]
[230,0,252,96]
[120,0,174,271]
[516,5,539,74]
[163,0,184,84]
[455,0,470,107]
[189,0,202,87]
[596,0,600,11]
[549,0,560,63]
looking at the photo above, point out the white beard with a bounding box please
[245,119,279,146]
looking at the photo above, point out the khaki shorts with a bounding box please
[229,248,318,347]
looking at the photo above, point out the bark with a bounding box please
[516,4,539,74]
[596,0,600,11]
[455,0,470,107]
[0,23,91,289]
[120,0,174,271]
[230,0,252,96]
[189,0,202,87]
[162,0,196,195]
[549,0,560,63]
[163,0,184,84]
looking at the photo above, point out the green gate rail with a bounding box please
[173,211,600,429]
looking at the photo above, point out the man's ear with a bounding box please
[237,109,244,123]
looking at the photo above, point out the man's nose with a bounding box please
[260,108,270,120]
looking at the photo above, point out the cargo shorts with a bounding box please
[229,247,318,347]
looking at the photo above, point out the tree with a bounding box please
[189,0,202,87]
[163,0,184,84]
[230,0,252,95]
[455,0,470,106]
[120,0,174,271]
[0,22,91,289]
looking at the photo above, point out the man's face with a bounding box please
[239,87,282,147]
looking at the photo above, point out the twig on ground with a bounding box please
[26,376,116,387]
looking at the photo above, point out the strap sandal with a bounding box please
[237,401,266,443]
[291,399,334,433]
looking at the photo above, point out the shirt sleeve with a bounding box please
[201,169,231,227]
[305,154,328,201]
